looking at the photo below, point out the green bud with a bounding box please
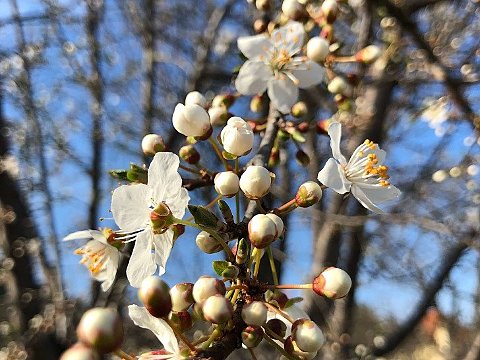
[179,145,200,164]
[242,325,264,348]
[291,101,308,118]
[295,181,323,207]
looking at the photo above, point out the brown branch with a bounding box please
[463,330,480,360]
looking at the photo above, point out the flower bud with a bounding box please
[172,103,212,137]
[250,94,267,113]
[327,76,351,96]
[291,101,308,118]
[212,94,235,108]
[76,308,123,354]
[266,318,287,338]
[214,171,240,197]
[256,0,271,11]
[234,238,249,264]
[313,267,351,299]
[248,214,277,249]
[185,91,207,108]
[179,145,200,164]
[196,231,224,254]
[292,319,325,352]
[242,301,268,326]
[295,149,310,167]
[220,117,254,156]
[240,165,274,200]
[254,19,268,34]
[169,282,194,312]
[141,134,165,156]
[282,0,306,20]
[355,45,381,64]
[316,119,331,135]
[306,37,330,63]
[60,343,101,360]
[208,106,229,126]
[193,276,226,304]
[202,294,233,324]
[168,311,193,332]
[265,213,284,238]
[284,336,318,359]
[321,0,338,23]
[242,326,264,348]
[295,181,323,207]
[138,276,172,318]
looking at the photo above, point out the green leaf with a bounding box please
[212,261,230,277]
[289,129,306,143]
[221,265,239,279]
[108,169,129,181]
[188,205,221,229]
[285,297,303,308]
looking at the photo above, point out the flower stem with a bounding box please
[264,327,285,343]
[263,302,295,323]
[263,333,297,360]
[267,246,279,286]
[248,347,258,360]
[235,158,240,223]
[205,194,223,209]
[165,318,197,353]
[275,198,297,215]
[331,55,357,63]
[208,137,229,170]
[265,283,313,290]
[255,199,267,213]
[253,250,262,280]
[179,163,201,174]
[226,284,248,291]
[113,349,135,360]
[201,327,222,349]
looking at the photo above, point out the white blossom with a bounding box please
[220,117,254,156]
[64,229,120,291]
[317,122,400,213]
[235,21,324,113]
[111,153,189,287]
[172,103,211,137]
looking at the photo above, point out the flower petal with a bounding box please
[148,152,183,207]
[327,122,347,165]
[291,60,325,89]
[317,158,351,194]
[152,230,174,277]
[351,183,401,213]
[126,231,156,288]
[101,248,120,292]
[169,187,190,219]
[237,34,271,59]
[235,60,271,95]
[128,305,179,354]
[64,230,98,241]
[111,184,150,232]
[271,21,304,55]
[267,77,299,114]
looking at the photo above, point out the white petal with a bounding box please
[128,305,179,354]
[101,249,120,292]
[351,183,401,213]
[267,77,299,114]
[152,230,174,276]
[126,231,156,288]
[64,230,98,241]
[169,187,190,219]
[238,34,272,59]
[327,122,347,165]
[271,21,304,54]
[317,158,351,194]
[111,184,150,232]
[291,60,325,89]
[235,60,270,95]
[148,152,182,204]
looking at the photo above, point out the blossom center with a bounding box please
[75,246,107,275]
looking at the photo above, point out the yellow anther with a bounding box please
[358,151,364,157]
[363,139,377,149]
[379,180,390,187]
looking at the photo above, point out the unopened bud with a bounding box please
[284,336,318,359]
[172,103,212,137]
[179,145,200,164]
[169,282,194,312]
[250,94,267,113]
[321,0,338,23]
[355,45,381,64]
[266,318,287,338]
[234,238,249,264]
[292,319,325,352]
[313,267,351,299]
[202,294,233,324]
[316,119,331,135]
[193,276,226,304]
[196,231,225,254]
[221,117,254,156]
[295,149,310,167]
[141,134,165,156]
[335,94,352,111]
[282,0,306,20]
[60,343,100,360]
[291,101,308,118]
[240,165,274,200]
[306,37,330,63]
[295,181,323,207]
[76,308,123,354]
[327,76,351,96]
[265,213,284,238]
[214,171,240,197]
[242,326,264,348]
[242,301,268,326]
[254,19,268,33]
[320,24,334,41]
[248,214,277,249]
[212,93,235,108]
[256,0,271,11]
[185,91,207,108]
[208,106,229,126]
[168,311,193,332]
[138,276,172,318]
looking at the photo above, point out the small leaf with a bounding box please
[212,261,230,277]
[285,297,303,308]
[221,265,239,279]
[188,205,221,229]
[109,169,129,181]
[289,129,306,143]
[218,200,234,225]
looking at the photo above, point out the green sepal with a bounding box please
[108,169,129,181]
[284,297,303,308]
[212,260,230,277]
[188,205,221,229]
